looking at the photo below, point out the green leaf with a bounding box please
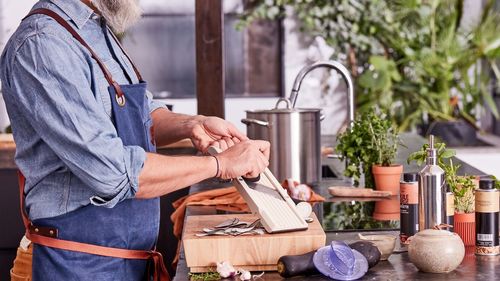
[440,149,456,159]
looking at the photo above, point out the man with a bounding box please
[0,0,270,280]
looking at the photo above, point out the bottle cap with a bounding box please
[403,173,418,182]
[479,179,495,190]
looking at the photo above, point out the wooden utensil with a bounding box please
[328,186,392,198]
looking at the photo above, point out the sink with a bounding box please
[322,165,338,178]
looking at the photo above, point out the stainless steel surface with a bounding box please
[240,118,269,127]
[418,135,447,230]
[243,61,355,184]
[245,181,282,200]
[176,230,500,280]
[244,107,322,184]
[289,60,355,129]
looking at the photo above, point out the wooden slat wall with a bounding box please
[195,0,225,118]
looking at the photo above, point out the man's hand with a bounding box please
[215,140,270,179]
[190,116,248,153]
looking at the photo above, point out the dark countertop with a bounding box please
[173,133,496,280]
[175,230,500,280]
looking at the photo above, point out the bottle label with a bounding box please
[476,190,500,213]
[401,183,418,204]
[400,183,418,242]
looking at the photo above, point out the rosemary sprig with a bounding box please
[188,271,221,281]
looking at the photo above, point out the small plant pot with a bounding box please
[373,196,400,221]
[372,165,403,195]
[454,212,475,246]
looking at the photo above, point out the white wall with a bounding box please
[160,97,279,133]
[0,0,38,132]
[0,0,37,50]
[0,0,348,135]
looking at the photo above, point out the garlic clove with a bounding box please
[216,261,236,278]
[238,269,251,280]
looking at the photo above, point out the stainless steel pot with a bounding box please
[242,98,322,185]
[242,60,355,185]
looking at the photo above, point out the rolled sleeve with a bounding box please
[146,90,166,114]
[10,33,145,207]
[90,146,145,207]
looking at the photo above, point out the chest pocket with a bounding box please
[94,59,127,117]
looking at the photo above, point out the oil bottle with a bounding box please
[418,135,447,230]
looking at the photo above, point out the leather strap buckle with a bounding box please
[29,224,58,238]
[115,93,126,107]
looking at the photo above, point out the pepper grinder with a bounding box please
[418,135,447,230]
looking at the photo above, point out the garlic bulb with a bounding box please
[239,269,251,280]
[216,261,236,278]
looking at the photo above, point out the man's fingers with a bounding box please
[252,140,271,160]
[219,140,228,151]
[223,137,235,148]
[228,124,249,141]
[258,152,269,168]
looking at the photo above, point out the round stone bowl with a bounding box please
[408,229,465,273]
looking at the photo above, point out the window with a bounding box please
[122,1,283,98]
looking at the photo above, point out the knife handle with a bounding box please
[242,175,261,182]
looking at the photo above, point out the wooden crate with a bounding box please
[182,213,325,272]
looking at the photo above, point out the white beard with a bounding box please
[92,0,142,33]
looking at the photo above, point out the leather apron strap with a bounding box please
[104,24,144,82]
[24,9,126,101]
[19,8,170,281]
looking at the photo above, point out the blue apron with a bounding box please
[19,8,167,281]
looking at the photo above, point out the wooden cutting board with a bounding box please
[182,213,325,273]
[328,186,392,197]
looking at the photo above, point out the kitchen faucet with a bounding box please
[289,60,355,129]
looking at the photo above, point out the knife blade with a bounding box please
[244,180,283,200]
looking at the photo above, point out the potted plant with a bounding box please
[407,141,456,168]
[408,141,477,245]
[336,110,402,194]
[444,160,478,246]
[241,1,500,145]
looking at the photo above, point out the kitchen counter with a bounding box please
[173,133,497,280]
[174,231,500,280]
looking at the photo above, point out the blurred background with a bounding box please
[2,1,500,136]
[1,0,500,279]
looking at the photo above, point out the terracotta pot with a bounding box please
[454,212,475,246]
[372,165,403,195]
[373,196,400,221]
[408,229,465,273]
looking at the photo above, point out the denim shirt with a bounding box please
[0,0,165,220]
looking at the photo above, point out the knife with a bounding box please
[243,178,283,201]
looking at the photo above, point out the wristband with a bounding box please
[211,155,220,178]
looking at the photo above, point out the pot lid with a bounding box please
[246,97,322,114]
[246,108,322,114]
[415,229,455,237]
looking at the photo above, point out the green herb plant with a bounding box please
[407,142,475,213]
[336,110,401,188]
[241,0,500,131]
[407,141,456,168]
[188,271,221,281]
[443,159,476,214]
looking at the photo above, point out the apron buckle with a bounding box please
[28,224,58,238]
[115,93,126,107]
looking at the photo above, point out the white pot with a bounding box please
[408,229,465,273]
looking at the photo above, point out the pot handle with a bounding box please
[274,98,292,109]
[241,118,269,127]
